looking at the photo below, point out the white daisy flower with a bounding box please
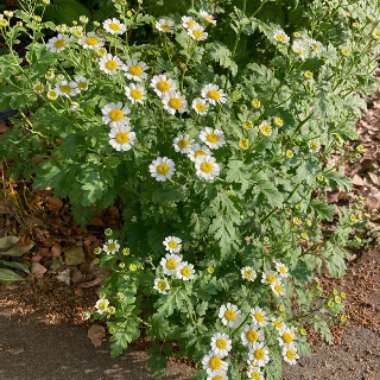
[109,125,136,151]
[271,281,285,297]
[282,344,299,365]
[163,236,182,253]
[308,139,321,153]
[55,80,79,97]
[188,25,208,41]
[181,16,199,30]
[199,10,217,25]
[103,18,126,35]
[195,156,220,181]
[210,332,232,358]
[163,92,188,115]
[248,343,270,367]
[241,324,264,347]
[47,33,71,52]
[155,18,175,33]
[176,261,195,281]
[102,239,120,254]
[241,266,257,282]
[160,253,182,276]
[74,75,89,91]
[272,316,286,331]
[218,303,241,328]
[273,30,290,44]
[95,297,110,314]
[149,156,176,182]
[261,271,278,285]
[124,60,148,81]
[99,54,124,75]
[251,307,268,327]
[151,74,176,97]
[308,38,324,56]
[292,39,309,60]
[79,32,104,49]
[192,97,209,115]
[188,144,211,162]
[201,84,227,105]
[206,371,228,380]
[199,127,225,150]
[278,326,297,346]
[173,134,194,154]
[153,277,170,294]
[202,352,229,375]
[246,366,265,380]
[101,102,130,127]
[125,83,146,104]
[275,262,289,278]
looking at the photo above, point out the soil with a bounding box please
[0,97,379,379]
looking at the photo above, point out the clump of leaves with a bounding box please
[0,0,379,379]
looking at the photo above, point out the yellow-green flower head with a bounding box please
[107,305,116,315]
[286,149,294,159]
[239,138,250,150]
[118,262,126,269]
[251,98,261,109]
[273,116,284,127]
[207,265,214,274]
[94,246,102,255]
[259,120,272,137]
[0,17,9,27]
[33,15,42,22]
[340,47,350,57]
[79,15,89,24]
[372,29,380,40]
[243,120,254,129]
[129,263,138,272]
[47,89,58,101]
[3,11,14,18]
[303,70,314,80]
[104,228,113,236]
[292,216,302,225]
[33,82,45,94]
[122,247,130,256]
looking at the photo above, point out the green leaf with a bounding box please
[0,268,24,282]
[152,189,185,204]
[0,236,19,250]
[0,260,30,273]
[310,199,336,221]
[147,345,170,380]
[208,42,238,76]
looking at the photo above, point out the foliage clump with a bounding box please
[0,0,379,379]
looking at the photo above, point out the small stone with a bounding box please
[31,262,47,278]
[64,246,85,266]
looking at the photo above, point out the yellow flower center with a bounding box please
[206,133,219,143]
[60,85,71,94]
[186,19,197,28]
[275,34,286,42]
[282,332,294,344]
[246,329,259,343]
[224,309,237,321]
[169,97,183,110]
[158,280,167,290]
[273,320,283,329]
[278,266,286,274]
[165,258,178,270]
[167,240,178,249]
[109,23,121,31]
[105,60,119,71]
[286,349,296,360]
[54,39,66,49]
[177,139,189,149]
[274,283,283,293]
[107,242,116,251]
[129,65,143,76]
[109,108,124,122]
[180,266,191,278]
[192,30,204,39]
[194,150,207,158]
[195,102,206,112]
[243,121,254,129]
[157,80,171,92]
[239,138,249,150]
[254,348,265,360]
[200,162,214,174]
[215,338,227,349]
[115,131,129,144]
[85,36,98,46]
[130,88,143,100]
[250,372,261,380]
[78,82,87,90]
[212,376,224,380]
[244,270,253,279]
[160,23,171,32]
[260,125,272,136]
[98,302,107,310]
[255,312,265,322]
[266,273,276,283]
[209,356,222,370]
[207,89,221,101]
[156,163,170,176]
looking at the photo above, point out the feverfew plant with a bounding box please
[0,0,378,379]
